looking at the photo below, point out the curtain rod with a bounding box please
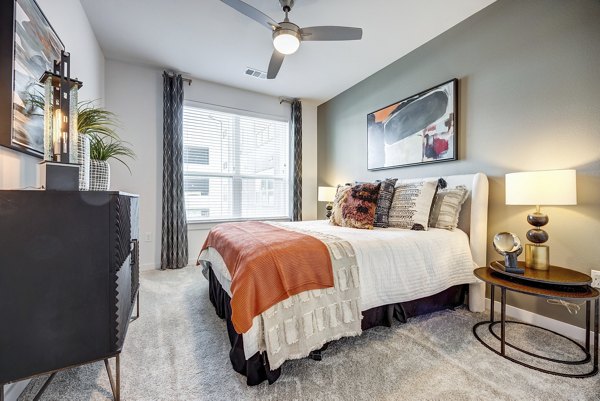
[279,97,299,104]
[164,70,192,86]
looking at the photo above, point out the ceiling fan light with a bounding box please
[273,30,300,55]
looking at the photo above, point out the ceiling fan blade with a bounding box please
[267,50,285,79]
[300,26,363,41]
[221,0,280,31]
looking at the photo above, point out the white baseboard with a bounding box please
[485,298,590,344]
[140,262,159,271]
[4,380,30,401]
[140,260,196,271]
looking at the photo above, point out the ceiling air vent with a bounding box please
[244,67,267,80]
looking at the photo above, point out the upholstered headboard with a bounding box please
[397,173,489,312]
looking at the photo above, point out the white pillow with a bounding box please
[388,180,438,230]
[429,185,469,230]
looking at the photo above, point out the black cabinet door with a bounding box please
[0,191,138,384]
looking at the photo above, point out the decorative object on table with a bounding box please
[367,79,457,170]
[492,232,524,274]
[317,186,336,218]
[77,101,122,191]
[77,135,90,190]
[40,51,82,164]
[505,169,577,270]
[87,117,135,191]
[38,51,83,190]
[0,0,64,158]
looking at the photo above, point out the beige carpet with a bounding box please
[19,267,600,400]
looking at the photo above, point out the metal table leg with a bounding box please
[595,298,599,373]
[32,372,56,401]
[490,285,495,323]
[586,300,591,353]
[501,288,506,356]
[104,354,121,401]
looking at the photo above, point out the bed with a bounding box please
[198,172,489,385]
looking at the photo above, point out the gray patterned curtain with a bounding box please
[161,72,188,269]
[291,99,302,221]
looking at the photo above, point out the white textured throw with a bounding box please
[260,223,362,370]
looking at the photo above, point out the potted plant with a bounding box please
[78,102,135,190]
[88,130,135,191]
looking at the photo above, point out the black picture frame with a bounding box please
[367,78,458,170]
[0,0,64,158]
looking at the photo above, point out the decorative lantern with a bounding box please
[38,51,83,191]
[40,50,82,164]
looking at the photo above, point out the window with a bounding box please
[184,145,209,165]
[182,104,290,222]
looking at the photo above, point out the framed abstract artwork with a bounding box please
[367,78,458,170]
[0,0,64,158]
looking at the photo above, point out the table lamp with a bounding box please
[505,169,577,270]
[318,186,337,218]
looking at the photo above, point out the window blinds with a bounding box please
[182,105,291,222]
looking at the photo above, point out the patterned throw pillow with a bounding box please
[373,178,398,228]
[388,180,438,230]
[330,185,352,226]
[429,185,469,230]
[341,182,381,229]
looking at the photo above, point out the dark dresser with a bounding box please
[0,191,140,401]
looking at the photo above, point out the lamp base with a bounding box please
[525,244,549,270]
[325,203,333,219]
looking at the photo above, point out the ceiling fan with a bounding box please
[221,0,363,79]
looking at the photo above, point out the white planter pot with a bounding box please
[89,159,110,191]
[77,134,91,190]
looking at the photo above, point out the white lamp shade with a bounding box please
[505,169,577,206]
[318,186,337,202]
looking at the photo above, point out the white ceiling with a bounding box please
[80,0,495,103]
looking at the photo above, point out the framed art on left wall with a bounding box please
[0,0,64,158]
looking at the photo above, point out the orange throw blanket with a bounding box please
[201,221,333,334]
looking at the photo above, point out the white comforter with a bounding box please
[200,220,478,359]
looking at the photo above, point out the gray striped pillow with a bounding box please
[429,185,469,230]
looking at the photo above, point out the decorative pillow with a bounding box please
[388,180,438,230]
[341,182,380,229]
[373,178,398,228]
[429,185,469,230]
[330,184,352,226]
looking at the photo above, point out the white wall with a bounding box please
[105,59,319,269]
[0,0,105,191]
[2,2,105,400]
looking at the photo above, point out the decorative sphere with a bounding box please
[493,232,523,256]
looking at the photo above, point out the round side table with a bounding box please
[473,263,599,378]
